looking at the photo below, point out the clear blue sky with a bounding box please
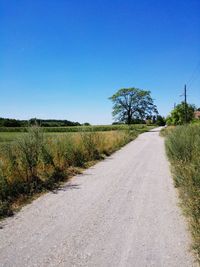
[1,0,200,124]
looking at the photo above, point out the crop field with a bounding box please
[0,124,151,133]
[0,124,153,143]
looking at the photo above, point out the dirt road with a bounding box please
[0,128,196,266]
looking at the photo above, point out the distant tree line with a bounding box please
[0,118,84,127]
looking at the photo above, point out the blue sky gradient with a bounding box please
[1,0,200,124]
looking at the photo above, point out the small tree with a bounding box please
[166,102,195,125]
[109,88,158,124]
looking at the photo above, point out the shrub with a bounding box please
[17,127,44,180]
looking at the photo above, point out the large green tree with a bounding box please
[166,102,195,125]
[109,88,158,124]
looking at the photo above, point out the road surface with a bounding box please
[0,128,197,267]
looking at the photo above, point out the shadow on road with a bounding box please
[53,183,81,193]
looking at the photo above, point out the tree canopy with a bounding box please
[109,88,158,124]
[166,102,196,125]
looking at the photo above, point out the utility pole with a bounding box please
[184,84,187,123]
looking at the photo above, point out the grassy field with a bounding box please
[0,132,25,143]
[163,124,200,263]
[0,125,152,219]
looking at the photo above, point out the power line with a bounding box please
[180,84,188,123]
[187,60,200,88]
[184,84,187,123]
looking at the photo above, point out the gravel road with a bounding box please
[0,128,197,267]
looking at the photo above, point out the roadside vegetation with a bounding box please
[166,102,198,125]
[163,124,200,262]
[0,125,151,219]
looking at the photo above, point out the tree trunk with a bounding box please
[127,111,132,124]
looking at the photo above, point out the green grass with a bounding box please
[0,125,152,219]
[0,132,82,143]
[163,124,200,263]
